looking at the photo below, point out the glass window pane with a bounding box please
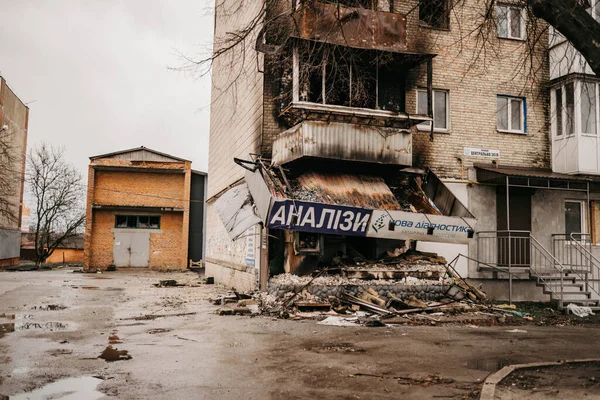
[497,6,508,37]
[556,88,563,136]
[581,82,597,134]
[565,201,582,236]
[127,216,137,228]
[417,90,428,115]
[566,82,575,135]
[116,215,127,228]
[497,97,508,130]
[510,98,522,131]
[509,7,522,38]
[138,216,149,228]
[434,90,447,129]
[149,216,160,228]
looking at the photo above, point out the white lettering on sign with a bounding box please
[267,201,372,236]
[464,147,500,158]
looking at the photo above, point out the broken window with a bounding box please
[419,0,449,30]
[115,215,160,229]
[298,45,406,112]
[294,232,322,254]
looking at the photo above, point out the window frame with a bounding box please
[564,199,587,239]
[496,4,526,40]
[293,45,407,114]
[416,88,450,132]
[552,80,600,139]
[115,215,161,230]
[419,0,451,30]
[497,95,526,134]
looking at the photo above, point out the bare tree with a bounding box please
[27,143,85,267]
[0,126,19,226]
[527,0,600,77]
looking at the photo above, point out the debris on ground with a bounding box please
[566,303,595,317]
[209,249,600,327]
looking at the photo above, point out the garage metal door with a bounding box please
[113,231,150,267]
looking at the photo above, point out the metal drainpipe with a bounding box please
[506,176,512,305]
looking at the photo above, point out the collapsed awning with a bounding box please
[243,164,476,244]
[214,183,262,240]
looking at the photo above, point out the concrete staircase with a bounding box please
[532,271,600,310]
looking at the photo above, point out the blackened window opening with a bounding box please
[319,0,376,9]
[300,46,407,112]
[419,0,450,29]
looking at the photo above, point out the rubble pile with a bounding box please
[210,249,521,326]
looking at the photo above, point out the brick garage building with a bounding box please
[83,147,200,271]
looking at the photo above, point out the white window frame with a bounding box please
[565,199,587,239]
[497,95,525,134]
[496,4,526,40]
[552,80,600,139]
[416,89,450,132]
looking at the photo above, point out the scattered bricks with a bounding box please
[216,307,251,316]
[0,322,15,334]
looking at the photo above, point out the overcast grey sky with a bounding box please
[0,0,213,178]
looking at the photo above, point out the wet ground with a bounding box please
[496,361,600,399]
[1,269,600,399]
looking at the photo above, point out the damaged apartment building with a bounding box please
[207,0,600,310]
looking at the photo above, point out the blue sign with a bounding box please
[267,200,372,237]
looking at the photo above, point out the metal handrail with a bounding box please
[529,235,565,307]
[568,233,600,300]
[476,230,566,306]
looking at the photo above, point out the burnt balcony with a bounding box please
[291,1,407,52]
[271,120,413,166]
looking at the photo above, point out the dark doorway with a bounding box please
[496,187,533,267]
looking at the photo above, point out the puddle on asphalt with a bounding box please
[466,359,513,372]
[147,328,172,334]
[10,376,103,400]
[31,304,67,311]
[16,322,68,331]
[98,345,132,362]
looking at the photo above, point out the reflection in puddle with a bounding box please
[466,359,512,372]
[10,376,103,400]
[17,322,68,331]
[98,345,131,362]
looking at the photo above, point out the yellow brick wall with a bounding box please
[86,209,187,271]
[93,169,187,209]
[46,249,83,264]
[83,159,191,271]
[398,0,550,179]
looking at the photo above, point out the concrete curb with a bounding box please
[479,358,600,400]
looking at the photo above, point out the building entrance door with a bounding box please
[496,187,533,267]
[113,231,150,267]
